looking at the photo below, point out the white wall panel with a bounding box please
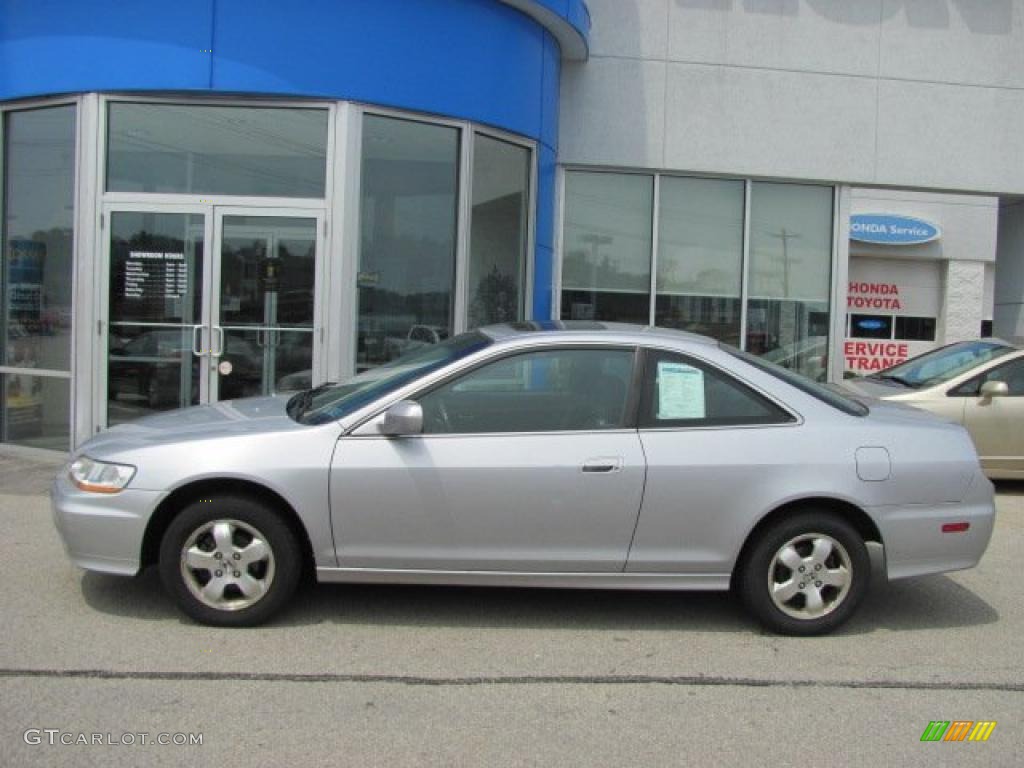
[560,58,666,168]
[879,0,1024,89]
[668,0,882,76]
[586,0,668,59]
[876,79,1024,194]
[662,63,877,182]
[563,0,1024,195]
[851,188,999,264]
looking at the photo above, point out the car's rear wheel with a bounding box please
[158,495,302,627]
[738,512,869,636]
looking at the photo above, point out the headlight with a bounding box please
[68,457,136,494]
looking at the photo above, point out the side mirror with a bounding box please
[980,380,1009,399]
[379,400,423,436]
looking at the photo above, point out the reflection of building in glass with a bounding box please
[1,1,1020,451]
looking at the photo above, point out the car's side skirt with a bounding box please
[315,567,731,591]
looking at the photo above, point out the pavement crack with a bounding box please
[1,668,1022,692]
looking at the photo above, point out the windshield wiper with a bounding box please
[287,382,336,421]
[872,374,918,388]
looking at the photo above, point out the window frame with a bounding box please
[638,347,799,431]
[408,343,644,436]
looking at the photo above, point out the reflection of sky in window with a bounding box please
[3,105,77,373]
[562,171,652,292]
[359,116,458,297]
[657,177,744,297]
[4,106,76,240]
[749,182,833,302]
[468,134,529,327]
[107,104,328,197]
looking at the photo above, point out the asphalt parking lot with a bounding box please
[1,451,1021,767]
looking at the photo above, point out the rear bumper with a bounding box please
[51,473,162,576]
[874,472,996,580]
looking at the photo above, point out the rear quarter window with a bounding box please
[640,350,796,428]
[724,346,868,417]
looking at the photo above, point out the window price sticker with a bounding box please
[656,361,705,420]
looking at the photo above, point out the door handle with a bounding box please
[582,457,623,473]
[211,326,225,357]
[192,325,205,356]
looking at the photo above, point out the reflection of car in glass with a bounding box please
[7,320,31,339]
[276,368,313,392]
[841,339,1024,479]
[108,330,261,406]
[386,324,450,359]
[56,323,994,635]
[275,289,315,326]
[762,336,828,382]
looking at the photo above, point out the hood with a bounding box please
[838,376,916,400]
[78,395,305,459]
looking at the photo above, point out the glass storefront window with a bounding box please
[560,172,653,325]
[559,172,835,381]
[0,373,70,451]
[2,106,76,372]
[467,134,530,328]
[2,104,76,449]
[746,182,833,381]
[356,115,459,370]
[107,103,328,197]
[656,177,744,346]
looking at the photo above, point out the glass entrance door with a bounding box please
[105,210,208,427]
[212,214,320,400]
[103,208,322,427]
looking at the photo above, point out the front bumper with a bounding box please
[51,471,163,576]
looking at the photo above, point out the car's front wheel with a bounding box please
[738,512,870,636]
[158,495,302,627]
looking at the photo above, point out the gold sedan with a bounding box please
[842,339,1024,479]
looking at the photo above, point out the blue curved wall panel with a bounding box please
[0,0,588,320]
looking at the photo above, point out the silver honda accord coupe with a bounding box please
[52,322,995,635]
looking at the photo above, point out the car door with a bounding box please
[329,345,646,572]
[951,355,1024,477]
[627,348,800,574]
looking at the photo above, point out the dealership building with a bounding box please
[2,0,1024,453]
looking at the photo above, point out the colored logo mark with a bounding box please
[920,721,996,742]
[850,213,941,246]
[856,319,887,331]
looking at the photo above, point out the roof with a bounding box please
[479,321,719,346]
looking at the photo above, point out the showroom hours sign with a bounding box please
[123,251,188,302]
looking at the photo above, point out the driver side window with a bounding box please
[417,347,636,434]
[953,358,1024,397]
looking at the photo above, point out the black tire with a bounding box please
[158,494,303,627]
[737,512,870,636]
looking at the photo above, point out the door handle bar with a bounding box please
[211,326,225,357]
[582,457,623,473]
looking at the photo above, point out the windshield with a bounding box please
[866,340,1014,389]
[290,331,492,425]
